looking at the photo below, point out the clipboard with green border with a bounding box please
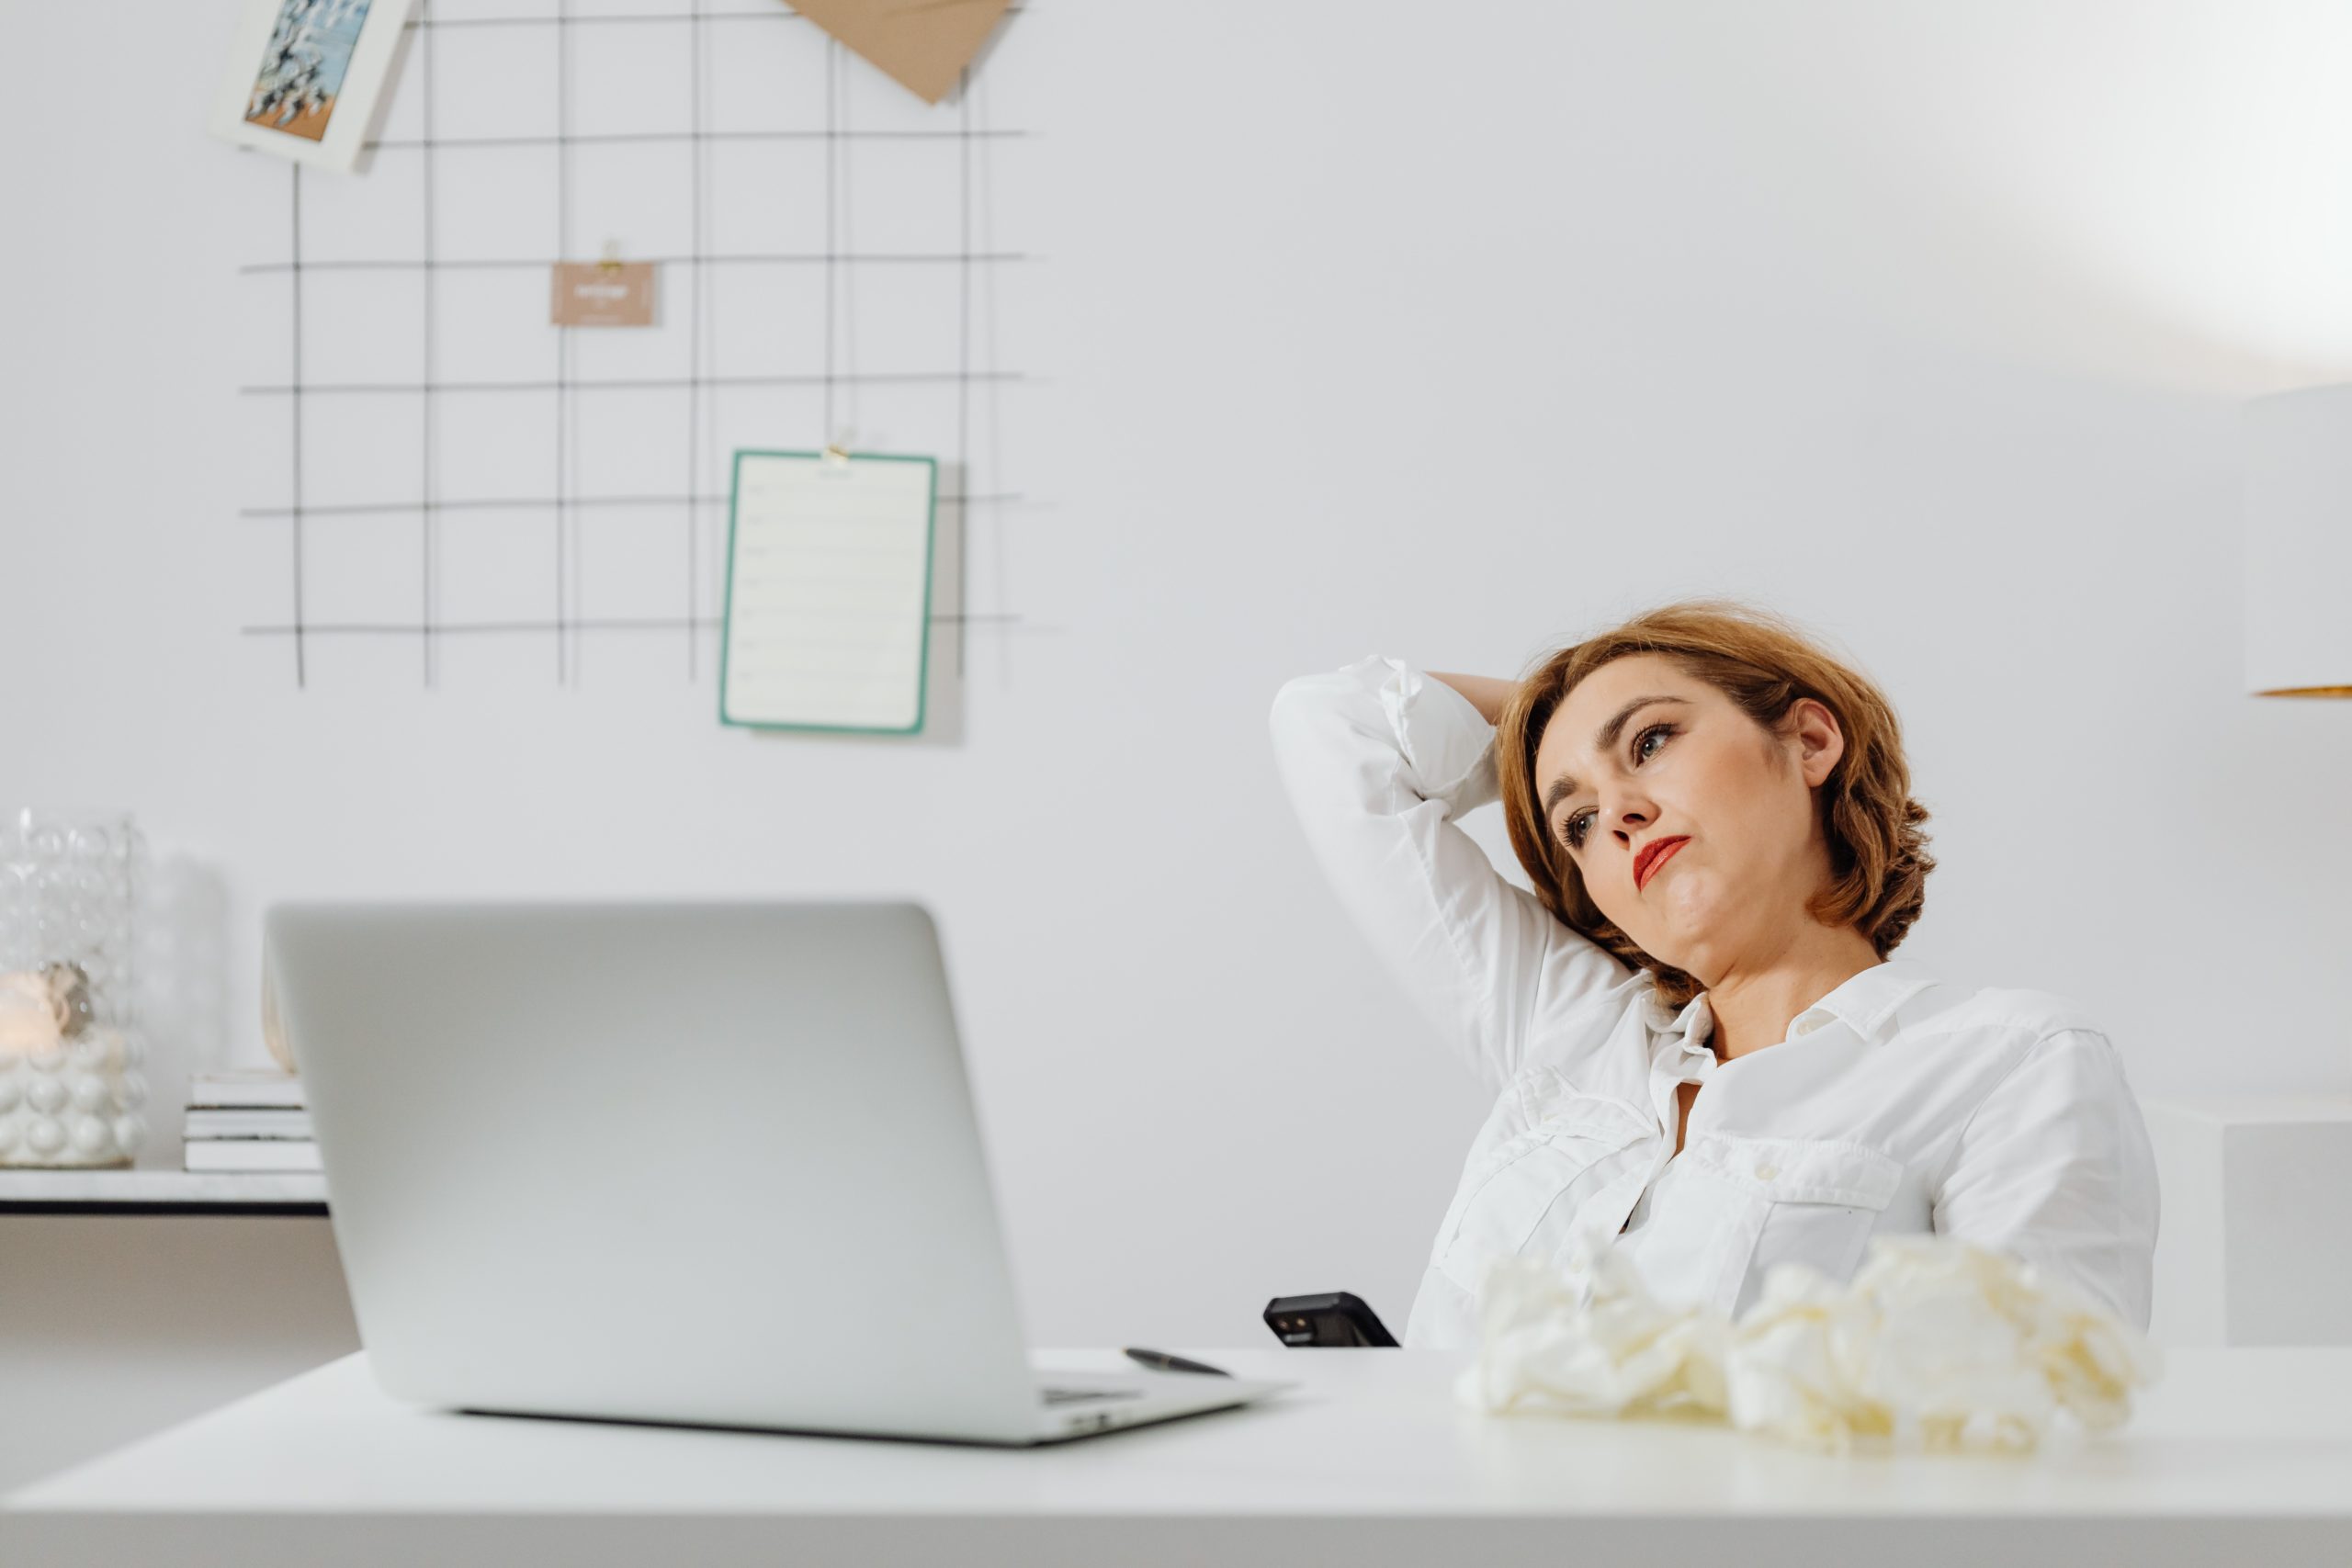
[718,448,937,735]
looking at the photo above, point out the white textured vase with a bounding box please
[0,809,149,1168]
[0,1025,148,1167]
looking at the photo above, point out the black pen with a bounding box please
[1122,1347,1232,1377]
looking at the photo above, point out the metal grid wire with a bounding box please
[239,2,1027,688]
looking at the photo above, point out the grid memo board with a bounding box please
[234,0,1028,692]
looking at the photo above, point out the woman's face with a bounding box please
[1532,653,1845,984]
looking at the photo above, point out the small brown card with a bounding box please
[549,262,657,327]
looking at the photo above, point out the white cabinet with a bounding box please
[2143,1095,2352,1347]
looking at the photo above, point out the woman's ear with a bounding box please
[1790,698,1845,788]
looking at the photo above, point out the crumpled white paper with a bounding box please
[1456,1235,2163,1455]
[1456,1235,1729,1422]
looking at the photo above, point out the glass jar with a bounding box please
[0,809,148,1167]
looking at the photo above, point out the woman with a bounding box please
[1269,599,2158,1349]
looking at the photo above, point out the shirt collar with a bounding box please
[1654,955,1940,1053]
[1787,956,1941,1044]
[1657,988,1717,1053]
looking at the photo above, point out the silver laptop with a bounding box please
[263,898,1293,1446]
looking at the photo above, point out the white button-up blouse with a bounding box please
[1270,656,2160,1348]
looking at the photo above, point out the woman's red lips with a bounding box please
[1635,837,1689,891]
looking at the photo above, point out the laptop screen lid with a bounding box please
[265,899,1049,1444]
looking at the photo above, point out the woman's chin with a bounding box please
[1640,900,1717,965]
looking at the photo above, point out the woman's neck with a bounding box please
[1701,931,1883,1060]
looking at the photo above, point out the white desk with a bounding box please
[6,1347,2350,1567]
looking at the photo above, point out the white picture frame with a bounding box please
[209,0,419,175]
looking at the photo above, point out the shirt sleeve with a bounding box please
[1268,656,1640,1092]
[1930,1027,2161,1329]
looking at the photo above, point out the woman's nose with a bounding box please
[1608,804,1650,843]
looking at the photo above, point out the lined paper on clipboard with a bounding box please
[719,451,937,734]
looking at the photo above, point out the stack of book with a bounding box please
[182,1067,316,1173]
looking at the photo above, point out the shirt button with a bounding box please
[1754,1162,1779,1180]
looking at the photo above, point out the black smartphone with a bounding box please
[1263,1292,1398,1348]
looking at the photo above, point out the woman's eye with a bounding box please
[1558,724,1673,853]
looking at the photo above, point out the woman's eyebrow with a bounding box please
[1541,695,1693,818]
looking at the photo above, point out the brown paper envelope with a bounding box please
[789,0,1014,106]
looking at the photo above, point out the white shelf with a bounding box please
[0,1168,327,1214]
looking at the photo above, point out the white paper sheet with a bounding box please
[720,451,936,733]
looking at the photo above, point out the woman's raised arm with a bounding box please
[1424,671,1517,726]
[1268,657,1642,1092]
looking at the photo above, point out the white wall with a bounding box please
[4,1,2349,1351]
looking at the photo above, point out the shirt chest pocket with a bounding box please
[1681,1133,1906,1318]
[1432,1094,1651,1295]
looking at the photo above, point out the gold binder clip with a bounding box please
[598,241,624,276]
[820,440,853,466]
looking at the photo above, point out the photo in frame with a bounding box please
[208,0,419,174]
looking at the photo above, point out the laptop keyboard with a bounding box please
[1039,1386,1137,1405]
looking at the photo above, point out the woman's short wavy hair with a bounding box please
[1495,598,1935,1011]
